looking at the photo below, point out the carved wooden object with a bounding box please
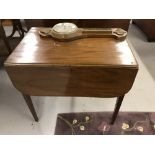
[39,23,127,41]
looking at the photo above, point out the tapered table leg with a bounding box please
[111,95,124,125]
[22,94,38,122]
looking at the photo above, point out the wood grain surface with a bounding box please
[5,27,138,97]
[5,66,138,97]
[5,28,137,67]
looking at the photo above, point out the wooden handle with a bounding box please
[82,28,113,34]
[81,28,127,40]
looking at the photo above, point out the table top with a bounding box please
[5,28,138,68]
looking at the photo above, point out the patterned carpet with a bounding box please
[55,112,155,135]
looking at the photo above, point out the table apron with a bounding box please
[5,66,138,97]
